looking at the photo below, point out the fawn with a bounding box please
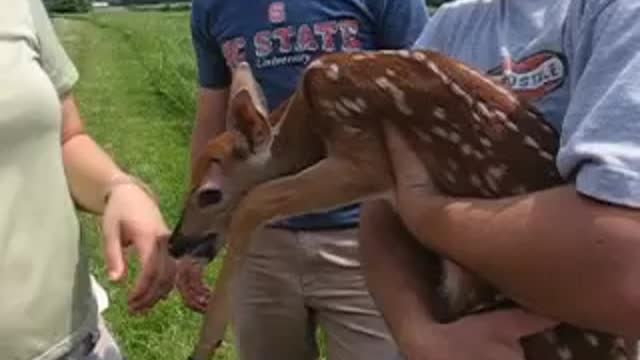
[169,50,637,360]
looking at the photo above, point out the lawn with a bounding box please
[53,10,237,360]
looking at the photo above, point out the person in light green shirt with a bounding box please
[0,1,177,359]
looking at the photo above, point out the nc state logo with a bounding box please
[488,50,568,101]
[268,2,286,24]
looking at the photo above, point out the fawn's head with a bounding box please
[168,62,282,259]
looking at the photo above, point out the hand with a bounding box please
[383,121,439,209]
[101,179,177,314]
[406,309,558,360]
[382,121,441,230]
[175,255,211,313]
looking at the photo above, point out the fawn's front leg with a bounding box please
[191,156,389,360]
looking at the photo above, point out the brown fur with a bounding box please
[171,51,637,360]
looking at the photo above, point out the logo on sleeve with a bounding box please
[268,2,286,24]
[488,50,568,101]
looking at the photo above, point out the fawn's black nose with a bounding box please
[198,188,223,208]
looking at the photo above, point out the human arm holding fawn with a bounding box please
[382,0,640,337]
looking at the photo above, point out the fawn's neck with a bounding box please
[266,96,325,177]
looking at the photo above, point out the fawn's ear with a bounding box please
[228,62,272,153]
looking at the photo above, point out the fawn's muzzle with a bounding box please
[168,214,224,261]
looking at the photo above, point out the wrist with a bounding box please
[104,173,158,208]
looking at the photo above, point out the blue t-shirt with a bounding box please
[413,0,640,209]
[191,0,429,229]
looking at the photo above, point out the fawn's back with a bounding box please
[283,49,637,360]
[169,49,638,360]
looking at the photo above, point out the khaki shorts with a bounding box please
[230,227,401,360]
[60,315,124,360]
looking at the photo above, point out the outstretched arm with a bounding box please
[61,94,176,314]
[384,120,640,337]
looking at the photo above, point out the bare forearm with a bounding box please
[190,88,228,169]
[63,134,127,214]
[359,201,441,356]
[398,185,640,336]
[61,95,126,214]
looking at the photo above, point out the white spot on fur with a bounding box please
[528,110,540,120]
[461,144,472,155]
[456,61,519,103]
[427,61,451,85]
[412,51,427,61]
[308,59,324,69]
[495,110,508,122]
[584,333,599,347]
[479,137,492,148]
[484,173,498,192]
[557,346,573,360]
[386,69,397,77]
[431,126,448,138]
[375,77,413,115]
[355,97,367,110]
[340,97,363,114]
[327,110,341,121]
[335,102,350,117]
[449,131,461,143]
[505,120,519,132]
[319,99,334,110]
[326,64,340,80]
[539,151,554,161]
[473,150,485,160]
[445,171,456,183]
[487,164,507,180]
[433,107,446,120]
[415,130,433,143]
[352,54,369,61]
[476,101,492,118]
[470,174,482,188]
[344,125,363,135]
[397,50,411,58]
[449,82,470,102]
[524,136,540,149]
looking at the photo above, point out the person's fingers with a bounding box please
[102,218,127,282]
[382,121,434,194]
[128,232,161,305]
[129,239,177,313]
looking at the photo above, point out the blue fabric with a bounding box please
[413,0,640,209]
[191,0,429,229]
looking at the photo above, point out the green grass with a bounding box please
[54,11,236,360]
[54,10,332,360]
